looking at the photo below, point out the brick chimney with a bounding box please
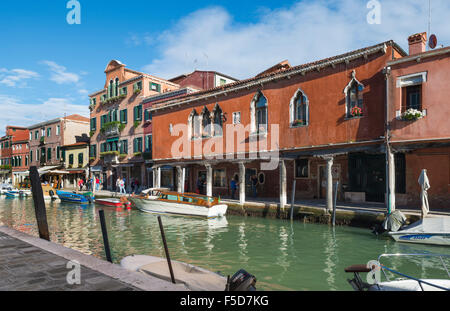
[408,32,427,55]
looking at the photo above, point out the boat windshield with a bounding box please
[160,193,179,201]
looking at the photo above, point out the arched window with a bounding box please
[201,106,211,138]
[212,104,223,136]
[344,70,364,118]
[255,91,268,134]
[189,110,200,139]
[290,89,309,126]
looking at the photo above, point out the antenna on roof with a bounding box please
[427,0,432,50]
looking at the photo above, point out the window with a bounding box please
[36,149,39,161]
[115,78,119,97]
[120,109,128,124]
[101,94,107,102]
[144,109,152,121]
[145,135,152,153]
[134,105,142,121]
[35,131,38,139]
[41,128,45,137]
[111,108,118,122]
[150,82,161,92]
[133,137,143,153]
[56,146,60,160]
[69,154,74,165]
[290,89,309,126]
[404,85,422,111]
[47,148,52,161]
[219,78,226,86]
[101,114,108,127]
[119,140,128,154]
[92,98,97,106]
[201,107,211,137]
[90,144,97,158]
[78,153,83,166]
[254,91,268,133]
[30,150,33,163]
[344,71,364,118]
[120,86,127,95]
[90,118,97,131]
[56,125,60,136]
[295,159,309,178]
[189,109,200,139]
[212,104,223,136]
[133,81,142,92]
[29,132,32,140]
[109,80,114,98]
[213,169,226,187]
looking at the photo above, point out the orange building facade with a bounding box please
[149,40,409,208]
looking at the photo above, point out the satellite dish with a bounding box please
[429,34,437,49]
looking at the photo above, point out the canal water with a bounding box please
[1,196,449,291]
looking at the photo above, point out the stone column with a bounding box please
[387,147,396,212]
[181,167,186,193]
[239,162,245,204]
[205,164,212,197]
[153,166,161,188]
[325,156,334,214]
[279,159,287,209]
[176,166,183,193]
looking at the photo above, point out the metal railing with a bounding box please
[376,253,450,291]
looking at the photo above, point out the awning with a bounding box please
[91,165,103,172]
[106,137,119,142]
[39,166,60,175]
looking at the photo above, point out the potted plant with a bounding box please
[134,120,141,128]
[350,106,363,117]
[401,108,424,121]
[292,119,304,126]
[133,89,141,95]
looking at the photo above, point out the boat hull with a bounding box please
[95,198,131,209]
[129,197,227,218]
[369,279,450,291]
[389,232,450,246]
[56,190,92,203]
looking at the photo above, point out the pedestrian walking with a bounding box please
[116,177,121,194]
[95,177,100,191]
[120,177,126,194]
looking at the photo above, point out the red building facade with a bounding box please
[149,40,408,208]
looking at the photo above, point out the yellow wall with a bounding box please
[64,146,89,169]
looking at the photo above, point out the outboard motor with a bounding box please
[49,190,57,201]
[227,269,257,291]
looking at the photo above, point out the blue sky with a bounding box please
[1,0,449,136]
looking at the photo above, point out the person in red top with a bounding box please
[95,177,100,191]
[78,179,84,191]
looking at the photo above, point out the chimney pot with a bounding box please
[408,32,427,56]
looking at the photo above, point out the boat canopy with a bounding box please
[402,217,450,234]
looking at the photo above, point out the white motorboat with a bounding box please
[388,217,450,246]
[129,190,228,219]
[120,255,256,291]
[345,253,450,291]
[0,184,15,195]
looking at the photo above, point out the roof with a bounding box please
[151,40,407,112]
[255,60,291,77]
[61,142,88,148]
[65,114,89,123]
[169,70,239,83]
[388,45,450,66]
[28,114,88,129]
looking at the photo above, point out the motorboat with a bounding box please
[0,183,14,195]
[94,197,131,210]
[56,190,94,203]
[345,253,450,291]
[5,191,19,198]
[128,190,228,219]
[41,184,59,201]
[388,217,450,246]
[18,189,32,197]
[120,255,256,291]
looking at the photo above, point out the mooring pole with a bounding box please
[29,166,50,241]
[98,209,113,263]
[157,216,176,284]
[332,181,339,227]
[290,180,296,221]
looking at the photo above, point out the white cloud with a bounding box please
[0,68,39,87]
[0,95,88,135]
[41,60,80,84]
[142,0,450,80]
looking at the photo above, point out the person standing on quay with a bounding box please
[120,177,126,194]
[116,177,121,194]
[230,177,238,200]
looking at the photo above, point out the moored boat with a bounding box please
[345,253,450,291]
[120,255,256,291]
[129,190,227,218]
[56,190,93,203]
[94,197,131,210]
[5,191,19,198]
[388,217,450,246]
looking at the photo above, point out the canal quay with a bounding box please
[1,195,449,291]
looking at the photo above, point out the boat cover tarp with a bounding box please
[400,217,450,233]
[418,169,430,218]
[383,210,407,232]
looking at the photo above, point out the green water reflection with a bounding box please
[0,197,449,291]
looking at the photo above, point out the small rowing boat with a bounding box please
[94,197,131,210]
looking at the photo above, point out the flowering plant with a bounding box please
[292,119,304,126]
[351,106,363,117]
[401,108,423,121]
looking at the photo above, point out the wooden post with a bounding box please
[290,179,296,221]
[98,210,113,263]
[157,216,176,284]
[29,166,50,241]
[332,181,339,227]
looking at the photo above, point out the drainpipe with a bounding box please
[383,66,393,214]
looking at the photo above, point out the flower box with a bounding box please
[350,106,363,117]
[292,119,305,126]
[401,108,424,121]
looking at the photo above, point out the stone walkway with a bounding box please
[0,227,185,291]
[0,232,139,291]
